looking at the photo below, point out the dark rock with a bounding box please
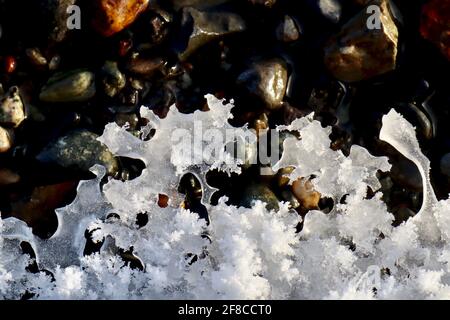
[240,183,280,211]
[126,55,166,77]
[440,153,450,179]
[420,0,450,60]
[36,129,119,175]
[0,168,20,186]
[177,7,246,61]
[237,58,288,110]
[101,61,126,98]
[39,70,96,103]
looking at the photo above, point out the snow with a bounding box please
[1,96,450,299]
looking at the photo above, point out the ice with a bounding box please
[2,98,450,299]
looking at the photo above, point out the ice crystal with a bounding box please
[1,96,450,299]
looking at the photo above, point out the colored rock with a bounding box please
[324,0,399,82]
[92,0,150,37]
[420,0,450,60]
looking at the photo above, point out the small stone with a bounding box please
[420,0,450,60]
[0,86,25,128]
[0,126,13,153]
[4,56,16,74]
[0,168,20,186]
[101,61,126,98]
[26,48,48,67]
[36,129,119,175]
[240,183,280,211]
[324,0,399,82]
[237,58,288,110]
[39,70,96,103]
[92,0,150,37]
[48,0,77,42]
[280,189,301,209]
[440,153,450,179]
[390,157,422,192]
[248,0,277,7]
[292,178,321,210]
[177,7,246,61]
[277,166,295,187]
[308,0,342,24]
[115,113,139,129]
[276,15,301,43]
[126,55,165,77]
[49,55,61,71]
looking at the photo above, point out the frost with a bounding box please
[2,96,450,299]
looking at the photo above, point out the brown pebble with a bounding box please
[292,178,321,210]
[0,168,20,186]
[92,0,150,37]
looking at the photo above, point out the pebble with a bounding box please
[101,61,126,98]
[0,168,20,186]
[48,0,78,42]
[440,153,450,179]
[39,70,96,103]
[36,129,119,175]
[324,0,399,82]
[0,126,13,153]
[240,183,280,211]
[248,0,277,7]
[420,0,450,60]
[237,58,288,110]
[292,178,321,210]
[390,156,422,192]
[177,7,246,61]
[276,15,301,43]
[4,56,16,74]
[0,86,26,128]
[308,0,342,24]
[26,48,48,67]
[126,55,165,77]
[92,0,150,37]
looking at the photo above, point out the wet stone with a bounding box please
[177,7,246,61]
[0,126,13,153]
[308,0,342,24]
[39,70,96,103]
[0,86,25,128]
[240,183,280,211]
[92,0,150,37]
[36,129,119,175]
[420,0,450,60]
[237,58,288,110]
[440,153,450,179]
[276,15,301,43]
[292,178,321,210]
[0,168,20,186]
[101,61,126,98]
[324,0,399,82]
[126,55,166,77]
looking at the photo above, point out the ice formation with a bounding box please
[1,95,450,299]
